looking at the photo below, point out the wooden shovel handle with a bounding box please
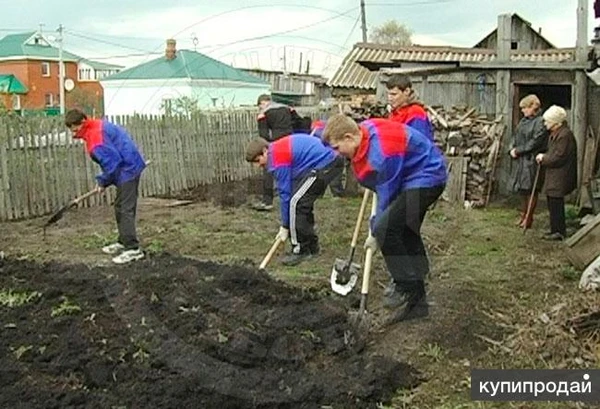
[350,189,371,248]
[360,193,378,295]
[259,237,283,270]
[72,159,153,205]
[71,189,100,205]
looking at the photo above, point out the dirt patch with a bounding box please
[161,176,263,208]
[0,254,420,409]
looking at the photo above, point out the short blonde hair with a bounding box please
[519,94,541,109]
[322,114,359,144]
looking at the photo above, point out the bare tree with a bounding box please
[67,88,103,117]
[371,20,413,46]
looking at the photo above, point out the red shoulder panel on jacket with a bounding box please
[271,137,292,167]
[80,119,104,154]
[368,119,407,156]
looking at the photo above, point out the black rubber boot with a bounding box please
[385,280,429,325]
[383,283,406,309]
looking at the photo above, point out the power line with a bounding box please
[57,7,357,66]
[64,30,155,54]
[341,13,362,52]
[131,7,359,112]
[62,24,356,63]
[367,0,458,5]
[70,51,162,60]
[168,4,358,40]
[0,28,35,32]
[196,7,359,52]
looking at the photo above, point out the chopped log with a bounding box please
[427,106,449,129]
[457,107,477,126]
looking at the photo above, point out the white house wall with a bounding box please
[102,84,192,116]
[189,85,270,110]
[101,79,271,116]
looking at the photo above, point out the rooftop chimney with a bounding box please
[165,39,177,60]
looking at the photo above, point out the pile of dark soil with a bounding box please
[0,254,420,409]
[162,177,263,208]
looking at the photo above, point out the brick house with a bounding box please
[0,31,121,115]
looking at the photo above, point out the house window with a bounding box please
[78,68,92,81]
[96,70,111,80]
[44,93,53,107]
[41,62,50,77]
[511,41,518,50]
[11,95,20,110]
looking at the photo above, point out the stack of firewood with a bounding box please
[427,104,505,206]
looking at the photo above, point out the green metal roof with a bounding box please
[103,50,268,84]
[0,32,80,61]
[0,74,28,93]
[79,58,122,71]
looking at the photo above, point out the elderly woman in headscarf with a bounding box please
[535,105,578,241]
[509,94,548,228]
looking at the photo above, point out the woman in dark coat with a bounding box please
[535,105,578,241]
[509,94,548,228]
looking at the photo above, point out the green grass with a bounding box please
[51,297,82,317]
[0,289,42,307]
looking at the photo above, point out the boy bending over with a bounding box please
[322,114,447,324]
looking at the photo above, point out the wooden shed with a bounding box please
[328,10,598,197]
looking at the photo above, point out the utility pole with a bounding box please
[360,0,368,42]
[57,24,65,115]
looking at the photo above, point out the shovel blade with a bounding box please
[330,258,360,296]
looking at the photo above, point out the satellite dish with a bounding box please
[64,78,75,91]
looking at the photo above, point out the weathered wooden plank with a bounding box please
[7,121,23,219]
[0,123,11,220]
[36,119,51,214]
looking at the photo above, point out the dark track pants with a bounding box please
[115,177,140,250]
[289,157,344,254]
[371,185,445,285]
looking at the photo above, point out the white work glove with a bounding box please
[276,227,289,242]
[364,235,378,251]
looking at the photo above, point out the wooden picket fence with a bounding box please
[0,109,319,222]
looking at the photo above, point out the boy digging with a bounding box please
[65,109,147,264]
[322,114,447,324]
[245,134,344,266]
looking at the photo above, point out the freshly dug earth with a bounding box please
[0,254,420,409]
[165,176,263,208]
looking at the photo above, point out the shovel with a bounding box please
[43,188,101,230]
[43,160,153,231]
[330,189,371,296]
[345,193,378,349]
[258,237,284,271]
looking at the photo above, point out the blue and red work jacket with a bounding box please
[267,134,337,228]
[74,119,146,187]
[352,119,447,225]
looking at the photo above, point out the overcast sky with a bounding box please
[1,0,596,77]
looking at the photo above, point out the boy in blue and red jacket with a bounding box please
[322,114,447,324]
[65,108,146,265]
[386,74,435,142]
[245,134,344,266]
